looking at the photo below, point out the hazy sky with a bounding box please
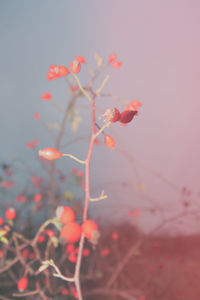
[0,0,200,234]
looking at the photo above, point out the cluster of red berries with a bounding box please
[108,53,122,68]
[103,101,141,150]
[46,56,85,80]
[56,206,99,245]
[104,101,141,124]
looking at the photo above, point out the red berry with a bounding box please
[119,110,137,124]
[75,56,85,63]
[68,252,77,263]
[37,235,45,243]
[58,65,69,77]
[83,248,90,257]
[81,220,98,239]
[61,288,69,295]
[34,193,42,202]
[104,135,115,149]
[108,53,117,63]
[46,72,55,80]
[112,231,119,241]
[112,61,122,68]
[69,60,81,73]
[0,250,4,258]
[100,247,110,257]
[40,92,52,100]
[17,277,28,292]
[29,252,36,260]
[5,208,16,220]
[56,206,76,224]
[21,248,29,259]
[104,107,121,122]
[60,222,81,244]
[34,113,40,120]
[1,180,14,189]
[38,148,63,160]
[16,195,26,203]
[65,243,75,254]
[45,229,55,238]
[0,217,4,225]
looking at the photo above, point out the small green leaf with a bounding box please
[0,236,8,244]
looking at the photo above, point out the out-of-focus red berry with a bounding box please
[40,92,52,100]
[112,231,119,241]
[46,72,55,80]
[39,148,63,160]
[58,65,69,77]
[34,193,42,202]
[37,235,45,243]
[56,206,76,224]
[29,252,36,260]
[81,220,98,239]
[1,180,14,188]
[69,60,81,73]
[34,113,40,120]
[108,53,117,63]
[70,85,80,92]
[112,61,122,68]
[75,56,85,63]
[26,139,38,149]
[17,277,28,292]
[30,176,43,188]
[72,289,78,299]
[100,247,110,257]
[22,248,29,259]
[83,248,90,257]
[5,208,16,220]
[0,250,4,258]
[68,252,77,263]
[16,195,26,203]
[0,217,4,225]
[65,243,75,254]
[60,222,81,244]
[61,288,69,295]
[104,135,115,149]
[45,229,55,238]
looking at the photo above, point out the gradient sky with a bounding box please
[0,0,200,234]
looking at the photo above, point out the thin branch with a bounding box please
[95,74,110,96]
[62,153,85,164]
